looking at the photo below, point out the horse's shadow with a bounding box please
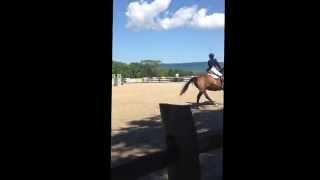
[186,101,222,108]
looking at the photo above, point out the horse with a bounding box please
[180,68,224,104]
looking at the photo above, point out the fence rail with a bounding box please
[111,104,223,180]
[112,75,193,85]
[124,76,193,84]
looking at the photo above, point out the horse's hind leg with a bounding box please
[204,91,215,104]
[197,91,203,104]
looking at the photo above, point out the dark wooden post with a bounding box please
[159,104,201,180]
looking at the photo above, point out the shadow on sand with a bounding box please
[111,108,223,180]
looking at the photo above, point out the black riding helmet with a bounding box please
[209,53,215,59]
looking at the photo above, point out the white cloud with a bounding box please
[190,9,225,29]
[159,5,198,30]
[126,0,224,31]
[125,0,172,30]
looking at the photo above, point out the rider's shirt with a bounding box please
[208,58,220,70]
[208,58,222,79]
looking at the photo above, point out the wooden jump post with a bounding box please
[159,104,201,180]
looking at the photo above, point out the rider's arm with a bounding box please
[208,60,214,67]
[214,59,222,69]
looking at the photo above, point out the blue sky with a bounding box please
[113,0,224,63]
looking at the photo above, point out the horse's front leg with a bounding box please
[197,91,203,104]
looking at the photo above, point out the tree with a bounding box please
[112,60,194,78]
[140,60,161,77]
[112,60,129,77]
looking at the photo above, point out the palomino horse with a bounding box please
[180,69,224,104]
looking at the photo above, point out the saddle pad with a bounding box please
[208,73,220,79]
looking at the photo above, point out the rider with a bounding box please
[207,53,223,78]
[207,53,224,89]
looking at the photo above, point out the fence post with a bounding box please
[117,74,122,85]
[112,74,115,86]
[114,74,116,86]
[159,104,201,180]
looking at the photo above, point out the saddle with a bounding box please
[207,71,224,89]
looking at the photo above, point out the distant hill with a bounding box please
[160,62,224,73]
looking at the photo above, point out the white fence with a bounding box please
[124,76,193,84]
[112,74,193,85]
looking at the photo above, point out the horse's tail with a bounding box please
[180,77,197,95]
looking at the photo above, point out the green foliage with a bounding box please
[112,60,194,78]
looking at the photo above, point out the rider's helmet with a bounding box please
[209,53,214,59]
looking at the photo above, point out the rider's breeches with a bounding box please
[210,66,223,77]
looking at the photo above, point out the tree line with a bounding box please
[112,60,195,78]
